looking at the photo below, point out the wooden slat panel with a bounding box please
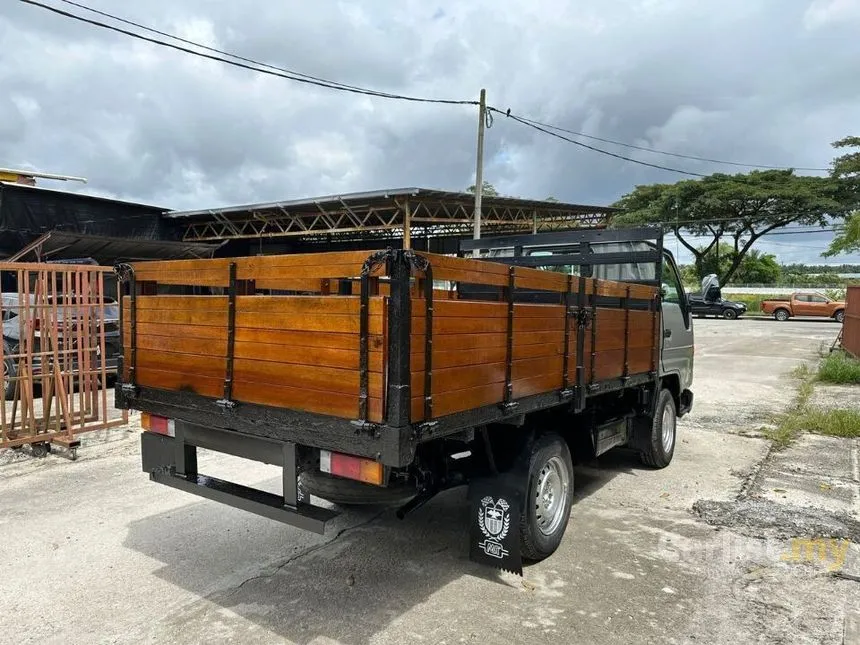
[411,382,503,421]
[429,266,509,287]
[132,251,376,277]
[414,252,511,276]
[513,267,570,292]
[233,381,382,423]
[411,300,566,319]
[512,372,564,398]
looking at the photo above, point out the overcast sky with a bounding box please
[2,0,859,263]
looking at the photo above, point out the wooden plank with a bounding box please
[513,267,569,292]
[414,252,511,276]
[132,250,377,276]
[129,339,384,373]
[125,324,381,353]
[126,307,382,335]
[411,382,503,421]
[429,266,509,287]
[233,381,381,423]
[512,372,563,398]
[410,300,566,319]
[410,315,565,336]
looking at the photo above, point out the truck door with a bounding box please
[807,293,830,316]
[792,294,814,316]
[659,255,694,389]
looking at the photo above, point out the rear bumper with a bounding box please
[141,426,338,533]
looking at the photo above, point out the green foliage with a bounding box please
[823,211,860,257]
[695,244,782,284]
[818,351,860,384]
[823,136,860,257]
[466,181,499,197]
[613,169,851,284]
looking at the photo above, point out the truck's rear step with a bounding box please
[141,427,338,533]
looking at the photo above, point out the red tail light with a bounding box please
[319,450,383,485]
[141,412,174,437]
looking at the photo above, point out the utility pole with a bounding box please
[473,88,486,240]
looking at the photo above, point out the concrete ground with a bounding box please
[1,318,859,645]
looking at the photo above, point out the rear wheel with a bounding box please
[639,388,677,469]
[722,308,738,320]
[519,433,574,562]
[835,310,845,324]
[773,308,790,322]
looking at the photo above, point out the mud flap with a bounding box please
[468,473,523,576]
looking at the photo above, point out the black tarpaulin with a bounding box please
[0,182,169,257]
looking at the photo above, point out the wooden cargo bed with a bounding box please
[118,249,659,427]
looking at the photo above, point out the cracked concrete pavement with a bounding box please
[1,318,859,644]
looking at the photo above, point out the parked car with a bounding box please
[687,293,747,319]
[2,292,120,397]
[685,273,746,319]
[760,292,846,322]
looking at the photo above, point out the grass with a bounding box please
[817,350,860,384]
[763,359,860,448]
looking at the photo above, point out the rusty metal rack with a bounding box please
[1,262,128,459]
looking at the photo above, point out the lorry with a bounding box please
[116,227,693,572]
[760,292,846,322]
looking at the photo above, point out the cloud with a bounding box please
[1,0,858,260]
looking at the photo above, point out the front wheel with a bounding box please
[519,433,574,562]
[639,388,677,469]
[773,309,790,322]
[722,308,738,320]
[835,310,845,324]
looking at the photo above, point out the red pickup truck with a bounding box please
[760,292,846,322]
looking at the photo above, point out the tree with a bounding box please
[467,181,499,197]
[613,169,850,284]
[823,136,860,257]
[696,243,781,284]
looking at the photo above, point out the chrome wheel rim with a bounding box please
[661,402,676,453]
[535,456,570,536]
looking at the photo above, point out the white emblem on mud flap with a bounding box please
[477,496,511,559]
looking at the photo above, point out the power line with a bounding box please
[509,114,830,172]
[18,0,479,106]
[490,108,706,177]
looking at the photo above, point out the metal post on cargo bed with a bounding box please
[422,263,434,422]
[501,265,517,412]
[622,284,631,382]
[386,251,412,426]
[560,273,576,401]
[217,262,238,409]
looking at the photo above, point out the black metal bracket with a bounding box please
[621,284,631,383]
[501,265,516,409]
[589,278,598,386]
[114,262,138,394]
[562,274,573,389]
[421,263,434,422]
[216,262,238,410]
[357,250,393,422]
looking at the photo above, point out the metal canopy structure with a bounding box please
[166,188,616,245]
[7,231,221,264]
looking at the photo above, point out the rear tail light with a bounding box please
[141,412,174,437]
[319,450,383,486]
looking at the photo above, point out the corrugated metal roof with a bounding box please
[165,187,616,219]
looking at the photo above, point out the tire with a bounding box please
[2,356,15,399]
[298,470,416,506]
[834,310,845,324]
[773,308,790,322]
[519,433,574,562]
[639,388,677,469]
[722,308,738,320]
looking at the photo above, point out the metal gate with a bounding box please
[1,262,128,458]
[844,286,860,358]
